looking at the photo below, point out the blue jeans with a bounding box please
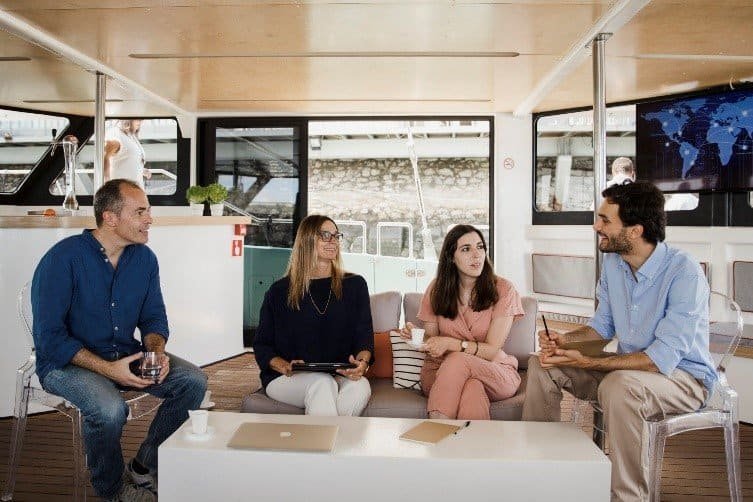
[41,353,207,498]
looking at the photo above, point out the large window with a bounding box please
[49,118,179,196]
[0,109,69,194]
[534,105,706,225]
[308,119,492,260]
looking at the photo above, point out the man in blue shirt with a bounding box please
[32,179,207,502]
[522,181,716,502]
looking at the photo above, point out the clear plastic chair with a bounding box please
[2,283,159,501]
[573,291,744,501]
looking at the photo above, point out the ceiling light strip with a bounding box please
[0,12,188,116]
[130,51,519,59]
[200,99,491,102]
[0,56,31,62]
[513,0,652,117]
[23,99,124,104]
[635,54,753,62]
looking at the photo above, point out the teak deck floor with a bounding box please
[0,352,751,501]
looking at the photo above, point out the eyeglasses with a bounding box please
[318,230,344,242]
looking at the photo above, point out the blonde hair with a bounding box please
[286,215,344,309]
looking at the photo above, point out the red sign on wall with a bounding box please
[231,239,243,257]
[234,224,247,236]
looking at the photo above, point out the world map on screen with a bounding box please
[641,94,753,178]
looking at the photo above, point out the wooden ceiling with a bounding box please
[1,1,752,116]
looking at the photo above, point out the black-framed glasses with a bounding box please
[318,230,344,242]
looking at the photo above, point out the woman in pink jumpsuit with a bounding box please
[411,225,524,420]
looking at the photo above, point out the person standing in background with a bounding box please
[104,120,151,188]
[607,157,635,187]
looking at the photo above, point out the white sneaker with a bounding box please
[126,458,158,495]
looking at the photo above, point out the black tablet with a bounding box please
[291,362,356,373]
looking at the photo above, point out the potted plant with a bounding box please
[186,185,207,215]
[206,182,228,216]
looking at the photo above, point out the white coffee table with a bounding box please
[159,412,610,501]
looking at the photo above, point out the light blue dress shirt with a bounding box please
[588,242,718,392]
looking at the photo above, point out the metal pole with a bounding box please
[592,33,610,305]
[93,72,106,192]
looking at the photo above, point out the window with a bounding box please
[308,119,492,260]
[49,118,179,196]
[533,105,708,225]
[0,109,69,194]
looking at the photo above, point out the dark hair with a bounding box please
[93,178,141,226]
[601,181,666,244]
[431,224,498,318]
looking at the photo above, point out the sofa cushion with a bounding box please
[369,291,402,332]
[241,388,304,415]
[361,378,427,419]
[390,331,425,390]
[488,370,527,420]
[370,331,394,378]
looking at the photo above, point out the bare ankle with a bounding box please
[429,411,450,419]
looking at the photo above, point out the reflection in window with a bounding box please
[215,126,300,247]
[308,120,491,260]
[535,106,635,211]
[50,118,178,196]
[0,109,69,194]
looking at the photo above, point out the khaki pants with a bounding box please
[522,356,707,502]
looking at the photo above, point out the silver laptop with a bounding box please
[226,422,338,452]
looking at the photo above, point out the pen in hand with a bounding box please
[542,314,551,338]
[454,420,471,435]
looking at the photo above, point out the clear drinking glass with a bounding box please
[140,352,163,383]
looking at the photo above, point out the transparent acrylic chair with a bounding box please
[573,290,744,502]
[2,283,160,501]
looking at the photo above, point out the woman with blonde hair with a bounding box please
[253,215,373,415]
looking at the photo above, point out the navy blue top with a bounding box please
[31,230,169,382]
[253,274,374,389]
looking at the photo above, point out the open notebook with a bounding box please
[227,422,338,452]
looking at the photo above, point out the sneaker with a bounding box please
[126,458,158,495]
[105,476,156,502]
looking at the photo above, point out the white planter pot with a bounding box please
[210,203,224,216]
[189,202,204,215]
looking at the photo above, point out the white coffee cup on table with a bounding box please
[188,409,208,435]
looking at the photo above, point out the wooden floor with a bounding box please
[0,352,751,501]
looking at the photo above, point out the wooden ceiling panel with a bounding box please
[606,1,753,57]
[536,56,753,113]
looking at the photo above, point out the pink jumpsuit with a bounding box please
[419,276,524,420]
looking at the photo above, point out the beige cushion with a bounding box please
[369,290,402,332]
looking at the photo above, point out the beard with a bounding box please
[598,228,633,254]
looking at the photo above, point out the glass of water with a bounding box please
[140,352,163,383]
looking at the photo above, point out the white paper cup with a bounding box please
[188,409,208,435]
[411,328,425,345]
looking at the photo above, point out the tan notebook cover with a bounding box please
[399,421,461,445]
[560,339,611,358]
[227,422,338,452]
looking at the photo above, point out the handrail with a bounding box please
[0,167,177,181]
[222,200,293,226]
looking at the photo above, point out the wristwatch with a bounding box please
[461,341,469,352]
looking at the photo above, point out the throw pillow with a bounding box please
[369,331,394,379]
[390,331,426,391]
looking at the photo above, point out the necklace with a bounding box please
[459,303,481,333]
[310,287,332,315]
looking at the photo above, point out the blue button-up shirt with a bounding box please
[31,230,169,382]
[588,242,718,392]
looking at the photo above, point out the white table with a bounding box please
[159,412,611,501]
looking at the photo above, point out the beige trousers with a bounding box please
[522,356,707,502]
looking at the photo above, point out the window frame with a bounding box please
[0,108,189,206]
[531,94,726,227]
[198,115,495,255]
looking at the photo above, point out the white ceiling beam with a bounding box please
[513,0,652,117]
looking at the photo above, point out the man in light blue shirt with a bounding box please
[523,181,715,502]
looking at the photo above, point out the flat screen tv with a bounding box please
[636,86,753,192]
